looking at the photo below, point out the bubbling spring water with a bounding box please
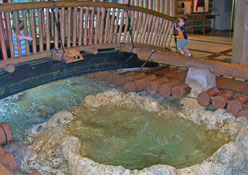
[70,104,231,170]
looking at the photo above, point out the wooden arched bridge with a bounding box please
[0,1,175,68]
[1,1,248,78]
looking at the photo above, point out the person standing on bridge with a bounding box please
[175,18,192,57]
[12,21,32,57]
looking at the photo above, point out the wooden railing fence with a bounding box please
[0,1,176,66]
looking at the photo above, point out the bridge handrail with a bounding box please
[0,2,176,21]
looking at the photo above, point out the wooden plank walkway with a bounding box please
[170,34,233,62]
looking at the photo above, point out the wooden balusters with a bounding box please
[22,10,30,55]
[163,21,173,48]
[155,19,164,46]
[84,7,89,45]
[94,7,100,45]
[125,10,132,43]
[158,19,167,47]
[146,15,153,45]
[170,0,176,16]
[89,7,95,45]
[38,9,44,52]
[117,9,123,43]
[46,8,50,51]
[136,12,144,44]
[104,8,110,44]
[122,10,129,43]
[108,8,115,43]
[145,0,148,9]
[151,16,159,45]
[5,12,14,58]
[112,8,120,43]
[99,7,105,44]
[149,0,153,10]
[156,0,160,12]
[140,13,149,45]
[133,10,139,43]
[60,7,65,47]
[13,11,22,56]
[167,22,174,48]
[54,8,59,49]
[161,0,165,14]
[72,7,77,47]
[78,7,83,46]
[67,7,71,47]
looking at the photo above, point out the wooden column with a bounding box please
[232,0,248,66]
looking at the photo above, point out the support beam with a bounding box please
[0,44,120,71]
[120,45,248,80]
[232,0,248,65]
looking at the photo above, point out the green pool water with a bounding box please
[70,104,230,170]
[0,75,110,140]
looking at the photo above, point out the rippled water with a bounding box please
[0,75,111,140]
[70,104,230,169]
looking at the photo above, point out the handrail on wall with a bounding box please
[0,1,176,71]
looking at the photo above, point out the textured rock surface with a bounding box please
[21,89,248,175]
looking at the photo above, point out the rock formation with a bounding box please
[21,89,248,175]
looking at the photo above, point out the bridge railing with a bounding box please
[0,1,176,67]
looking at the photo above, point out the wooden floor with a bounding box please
[170,31,233,63]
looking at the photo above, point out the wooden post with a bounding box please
[232,0,248,66]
